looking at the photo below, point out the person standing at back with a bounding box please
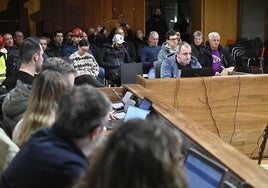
[0,85,112,188]
[198,32,235,75]
[146,8,168,45]
[1,37,43,138]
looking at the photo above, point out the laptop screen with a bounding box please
[184,148,227,188]
[181,68,215,77]
[124,105,150,122]
[138,97,152,110]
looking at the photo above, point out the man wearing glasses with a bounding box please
[158,30,182,62]
[160,41,201,78]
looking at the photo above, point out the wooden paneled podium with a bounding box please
[136,75,268,158]
[99,74,268,187]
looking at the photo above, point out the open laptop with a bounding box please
[107,105,150,129]
[184,148,228,188]
[120,63,143,85]
[181,67,215,77]
[123,105,151,122]
[138,97,153,110]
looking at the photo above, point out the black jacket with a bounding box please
[198,41,235,68]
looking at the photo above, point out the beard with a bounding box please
[154,14,161,19]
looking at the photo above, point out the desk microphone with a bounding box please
[112,89,122,101]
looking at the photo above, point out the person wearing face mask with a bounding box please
[161,41,202,78]
[146,8,168,45]
[97,34,131,86]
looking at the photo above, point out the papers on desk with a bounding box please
[112,102,124,110]
[221,67,235,76]
[113,112,126,119]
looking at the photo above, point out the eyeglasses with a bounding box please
[80,47,88,52]
[169,38,178,41]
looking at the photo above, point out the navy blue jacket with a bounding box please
[0,127,89,188]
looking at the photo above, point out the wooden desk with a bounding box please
[136,75,268,158]
[125,84,268,188]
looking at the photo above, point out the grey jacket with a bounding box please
[157,42,177,62]
[2,80,31,137]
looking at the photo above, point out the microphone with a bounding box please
[112,89,122,101]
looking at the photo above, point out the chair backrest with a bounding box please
[153,61,162,78]
[120,63,143,85]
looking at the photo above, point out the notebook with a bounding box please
[184,148,228,188]
[181,67,215,77]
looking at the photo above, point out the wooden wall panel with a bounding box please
[136,75,268,158]
[202,0,238,45]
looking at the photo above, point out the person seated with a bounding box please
[190,30,205,58]
[141,31,162,79]
[161,42,202,78]
[109,26,137,63]
[158,30,180,62]
[73,118,188,188]
[198,32,235,75]
[0,85,112,188]
[1,38,43,138]
[0,127,19,177]
[133,29,147,62]
[12,69,72,148]
[69,39,104,87]
[97,34,131,86]
[48,30,65,57]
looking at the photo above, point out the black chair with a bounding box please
[154,61,162,78]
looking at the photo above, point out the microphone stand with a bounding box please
[258,124,268,165]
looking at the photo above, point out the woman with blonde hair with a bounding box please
[12,70,71,147]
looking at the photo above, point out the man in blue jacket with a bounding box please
[0,85,111,188]
[161,41,202,78]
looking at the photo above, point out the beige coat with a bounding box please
[0,127,19,177]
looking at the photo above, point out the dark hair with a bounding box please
[43,57,76,76]
[165,30,178,40]
[78,39,89,47]
[53,85,111,139]
[74,118,187,188]
[53,30,63,37]
[19,37,41,63]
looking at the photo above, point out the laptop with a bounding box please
[184,148,228,188]
[123,105,151,122]
[138,97,153,110]
[107,105,150,130]
[181,67,215,77]
[120,63,143,85]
